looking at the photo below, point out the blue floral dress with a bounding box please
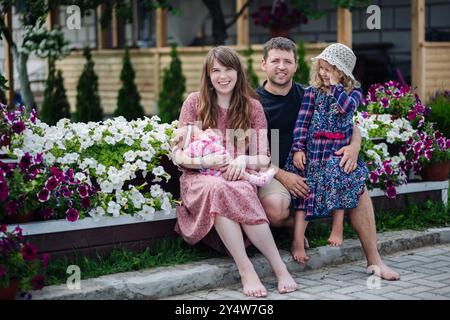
[284,84,368,220]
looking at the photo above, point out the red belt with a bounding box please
[314,131,345,140]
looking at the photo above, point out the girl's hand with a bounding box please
[221,155,247,181]
[293,151,306,170]
[329,70,341,86]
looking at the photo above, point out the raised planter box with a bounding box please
[4,181,448,259]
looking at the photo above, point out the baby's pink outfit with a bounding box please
[184,131,275,187]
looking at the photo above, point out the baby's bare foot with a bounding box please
[291,240,309,264]
[241,272,268,297]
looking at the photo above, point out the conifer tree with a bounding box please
[244,45,260,89]
[293,41,310,85]
[40,62,71,125]
[157,44,186,123]
[74,47,103,122]
[114,48,144,120]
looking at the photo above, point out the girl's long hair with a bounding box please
[198,46,254,131]
[310,59,361,93]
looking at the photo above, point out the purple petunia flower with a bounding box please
[37,188,50,202]
[60,186,72,198]
[41,254,50,269]
[386,186,397,199]
[31,275,45,290]
[381,97,389,108]
[45,176,59,191]
[80,197,91,209]
[369,171,379,184]
[5,200,19,215]
[50,166,64,181]
[19,153,32,171]
[384,164,393,175]
[66,208,79,222]
[0,181,9,202]
[11,121,26,134]
[77,185,88,198]
[22,243,38,260]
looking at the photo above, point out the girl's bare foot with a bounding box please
[241,271,268,297]
[367,263,401,281]
[291,239,309,264]
[327,231,343,247]
[274,267,298,294]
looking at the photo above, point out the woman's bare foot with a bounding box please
[291,239,309,264]
[274,267,298,294]
[367,263,401,281]
[241,271,268,297]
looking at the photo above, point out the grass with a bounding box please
[43,197,450,286]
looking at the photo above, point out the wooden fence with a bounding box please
[56,43,328,116]
[423,42,450,100]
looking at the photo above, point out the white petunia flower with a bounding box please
[107,201,122,217]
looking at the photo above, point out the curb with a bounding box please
[32,227,450,300]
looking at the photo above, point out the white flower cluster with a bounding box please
[11,116,178,220]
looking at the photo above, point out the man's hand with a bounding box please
[334,144,359,174]
[278,170,309,198]
[293,151,306,170]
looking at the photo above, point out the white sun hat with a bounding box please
[311,43,357,81]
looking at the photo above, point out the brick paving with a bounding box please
[163,244,450,300]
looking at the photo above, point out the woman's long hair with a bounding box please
[198,46,254,131]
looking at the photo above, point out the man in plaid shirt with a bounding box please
[256,37,400,281]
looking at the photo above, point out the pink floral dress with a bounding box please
[173,92,270,245]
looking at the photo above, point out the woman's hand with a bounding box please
[202,153,230,170]
[221,155,247,181]
[293,151,306,170]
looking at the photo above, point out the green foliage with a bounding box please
[157,43,186,123]
[293,41,310,85]
[44,237,219,285]
[74,47,103,123]
[243,45,260,89]
[428,90,450,139]
[114,48,145,121]
[40,62,71,125]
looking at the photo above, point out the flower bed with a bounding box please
[1,104,179,223]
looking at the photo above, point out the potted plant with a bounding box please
[0,225,48,299]
[363,81,430,123]
[428,89,450,139]
[251,1,308,37]
[401,124,450,181]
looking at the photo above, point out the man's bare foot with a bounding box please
[274,267,298,294]
[327,231,343,247]
[367,263,400,281]
[241,271,268,297]
[291,240,309,264]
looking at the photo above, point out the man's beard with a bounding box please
[268,74,292,88]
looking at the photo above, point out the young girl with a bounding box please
[284,43,369,263]
[177,125,277,187]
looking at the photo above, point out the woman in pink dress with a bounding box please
[171,46,297,297]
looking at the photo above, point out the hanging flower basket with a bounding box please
[0,278,19,300]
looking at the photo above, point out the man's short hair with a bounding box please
[263,37,297,62]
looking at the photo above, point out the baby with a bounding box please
[175,125,276,187]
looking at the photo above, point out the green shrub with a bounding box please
[114,48,145,120]
[74,48,103,123]
[157,43,186,123]
[293,41,310,85]
[244,45,260,89]
[428,90,450,138]
[40,62,71,125]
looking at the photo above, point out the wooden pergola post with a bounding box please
[236,0,249,46]
[156,8,168,47]
[412,0,425,98]
[3,7,14,105]
[337,7,352,48]
[96,4,107,49]
[111,5,119,48]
